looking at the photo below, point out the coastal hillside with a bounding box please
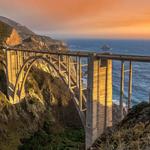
[0,16,67,50]
[0,67,84,150]
[91,102,150,150]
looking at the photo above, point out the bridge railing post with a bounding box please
[67,56,71,88]
[76,56,79,87]
[86,54,112,149]
[78,57,83,111]
[128,61,132,111]
[120,61,125,120]
[58,55,61,72]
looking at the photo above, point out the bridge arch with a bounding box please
[13,55,85,126]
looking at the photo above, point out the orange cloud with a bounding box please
[0,0,150,39]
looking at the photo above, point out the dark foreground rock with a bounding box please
[91,102,150,150]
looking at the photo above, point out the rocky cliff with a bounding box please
[0,16,67,50]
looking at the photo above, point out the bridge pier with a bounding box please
[6,50,25,103]
[86,55,112,149]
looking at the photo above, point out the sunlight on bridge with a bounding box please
[1,45,150,149]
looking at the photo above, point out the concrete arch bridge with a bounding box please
[1,46,150,149]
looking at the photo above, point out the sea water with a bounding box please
[65,39,150,105]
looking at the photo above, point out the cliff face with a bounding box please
[0,16,34,46]
[0,16,67,51]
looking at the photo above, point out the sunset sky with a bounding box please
[0,0,150,39]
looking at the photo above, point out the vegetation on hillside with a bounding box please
[91,102,150,150]
[0,65,84,150]
[19,118,84,150]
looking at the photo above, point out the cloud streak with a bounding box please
[0,0,150,39]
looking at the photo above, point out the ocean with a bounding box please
[65,39,150,106]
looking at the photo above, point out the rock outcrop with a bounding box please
[0,16,67,51]
[0,16,34,46]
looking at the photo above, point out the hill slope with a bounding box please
[0,16,67,50]
[91,102,150,150]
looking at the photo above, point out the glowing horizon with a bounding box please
[0,0,150,39]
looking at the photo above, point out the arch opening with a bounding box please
[14,56,71,101]
[13,55,86,126]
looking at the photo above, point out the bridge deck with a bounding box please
[1,46,150,62]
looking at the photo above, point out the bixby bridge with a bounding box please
[0,46,150,149]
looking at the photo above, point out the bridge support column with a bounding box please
[6,50,25,103]
[86,55,112,149]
